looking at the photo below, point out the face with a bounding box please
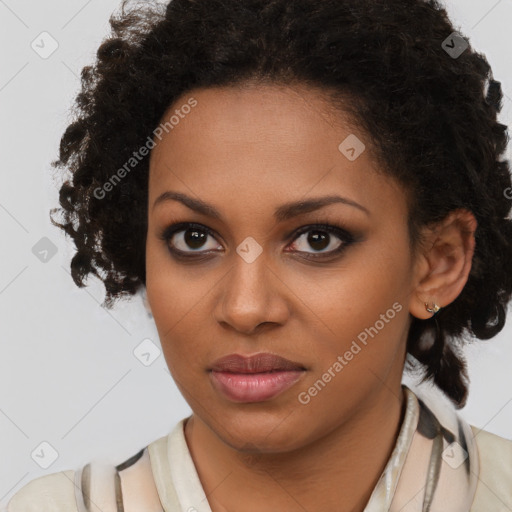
[146,83,418,453]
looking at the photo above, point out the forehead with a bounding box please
[147,84,404,221]
[150,83,358,159]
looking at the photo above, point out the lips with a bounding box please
[209,353,306,373]
[209,352,307,402]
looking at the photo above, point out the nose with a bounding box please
[213,251,291,335]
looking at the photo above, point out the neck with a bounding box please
[185,384,406,512]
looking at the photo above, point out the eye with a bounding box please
[159,222,222,257]
[158,221,356,260]
[286,223,355,259]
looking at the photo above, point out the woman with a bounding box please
[6,0,512,510]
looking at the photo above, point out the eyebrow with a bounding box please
[152,191,370,221]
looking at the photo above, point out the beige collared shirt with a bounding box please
[4,386,512,511]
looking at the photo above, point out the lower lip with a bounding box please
[209,370,306,402]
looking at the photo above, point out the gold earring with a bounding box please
[425,302,441,314]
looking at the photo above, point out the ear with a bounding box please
[409,209,477,320]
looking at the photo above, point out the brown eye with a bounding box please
[289,224,353,257]
[158,221,356,261]
[165,224,222,253]
[181,227,209,250]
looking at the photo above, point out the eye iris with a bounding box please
[185,228,207,249]
[308,230,329,251]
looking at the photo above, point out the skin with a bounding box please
[145,83,476,512]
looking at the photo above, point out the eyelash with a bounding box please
[157,221,357,261]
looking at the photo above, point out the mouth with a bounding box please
[209,352,306,373]
[208,352,307,403]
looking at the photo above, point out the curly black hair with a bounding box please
[50,0,512,408]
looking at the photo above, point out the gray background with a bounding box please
[1,0,511,506]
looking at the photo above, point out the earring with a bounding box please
[425,302,441,315]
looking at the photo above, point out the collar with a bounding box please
[156,385,479,512]
[366,386,479,511]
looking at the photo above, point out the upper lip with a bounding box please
[209,353,306,373]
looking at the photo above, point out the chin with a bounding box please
[210,409,310,454]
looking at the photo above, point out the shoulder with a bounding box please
[471,425,512,511]
[5,469,78,512]
[5,446,164,512]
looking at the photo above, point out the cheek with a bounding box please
[302,230,412,359]
[145,241,173,321]
[145,240,214,375]
[145,239,184,344]
[145,232,193,317]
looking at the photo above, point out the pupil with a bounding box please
[181,229,330,251]
[308,231,329,251]
[185,228,207,249]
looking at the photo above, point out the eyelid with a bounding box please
[158,221,223,251]
[158,219,359,259]
[289,221,354,242]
